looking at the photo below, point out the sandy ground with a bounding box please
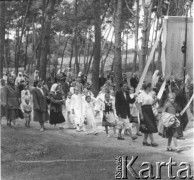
[1,115,194,180]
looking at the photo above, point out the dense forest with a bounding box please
[0,0,193,92]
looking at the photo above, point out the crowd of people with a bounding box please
[0,68,193,152]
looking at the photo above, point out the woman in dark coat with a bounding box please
[49,83,65,127]
[31,79,49,132]
[137,83,158,147]
[4,75,21,126]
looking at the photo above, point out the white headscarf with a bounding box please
[152,70,159,87]
[11,71,16,77]
[50,83,58,93]
[15,72,24,85]
[57,69,62,75]
[34,70,39,81]
[78,71,82,77]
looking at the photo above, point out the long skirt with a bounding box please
[1,105,6,118]
[6,109,19,121]
[6,109,23,121]
[33,110,49,124]
[142,105,158,134]
[50,111,65,125]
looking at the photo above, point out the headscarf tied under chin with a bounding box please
[50,83,58,93]
[152,70,159,88]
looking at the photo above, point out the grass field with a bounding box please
[1,118,194,180]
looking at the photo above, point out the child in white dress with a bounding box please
[84,96,98,135]
[65,92,75,128]
[129,87,142,136]
[21,97,32,127]
[71,87,85,131]
[94,86,107,121]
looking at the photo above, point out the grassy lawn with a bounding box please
[1,119,194,180]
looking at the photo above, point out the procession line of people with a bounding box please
[1,69,192,152]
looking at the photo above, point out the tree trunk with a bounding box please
[24,31,29,70]
[125,32,128,73]
[69,40,74,69]
[15,0,31,75]
[0,1,5,77]
[102,32,114,73]
[133,0,139,72]
[56,31,61,61]
[145,1,153,58]
[37,0,46,70]
[91,0,101,96]
[101,25,112,59]
[83,31,87,73]
[86,29,92,67]
[139,0,152,73]
[28,17,36,73]
[60,37,69,69]
[74,0,79,75]
[113,0,123,92]
[86,48,94,75]
[40,0,56,80]
[15,28,19,72]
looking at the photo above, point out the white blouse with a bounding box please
[138,91,154,105]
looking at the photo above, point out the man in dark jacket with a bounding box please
[115,82,137,141]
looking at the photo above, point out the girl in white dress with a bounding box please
[84,96,98,135]
[21,81,31,104]
[71,87,85,132]
[94,86,107,121]
[70,81,76,94]
[129,87,142,136]
[65,92,75,128]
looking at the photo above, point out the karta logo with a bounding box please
[115,156,193,179]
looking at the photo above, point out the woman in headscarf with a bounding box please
[49,83,65,128]
[15,72,24,86]
[11,70,16,78]
[4,75,21,126]
[152,70,160,88]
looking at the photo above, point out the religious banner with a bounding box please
[161,16,193,79]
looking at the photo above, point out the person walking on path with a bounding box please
[137,83,158,147]
[49,83,65,128]
[115,82,137,141]
[4,75,22,126]
[31,79,49,132]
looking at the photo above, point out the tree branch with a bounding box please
[125,0,136,17]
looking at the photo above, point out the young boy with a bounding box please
[163,93,182,152]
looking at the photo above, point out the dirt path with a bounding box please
[1,119,194,180]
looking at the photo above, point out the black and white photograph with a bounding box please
[0,0,193,179]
